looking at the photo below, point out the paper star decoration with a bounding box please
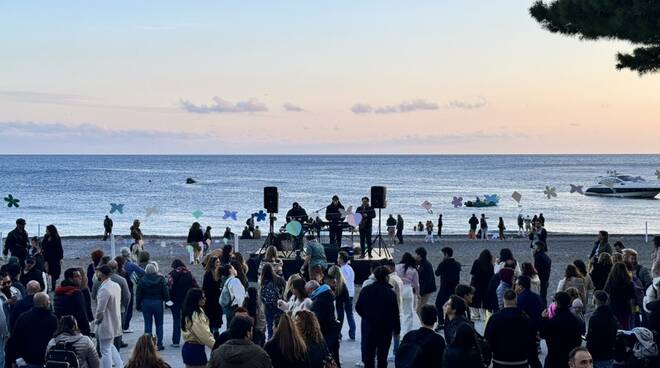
[145,206,159,217]
[192,210,204,219]
[420,200,433,214]
[223,210,238,220]
[656,170,660,179]
[452,196,463,208]
[569,184,584,195]
[543,186,557,199]
[253,210,267,222]
[110,203,124,214]
[511,191,522,204]
[4,194,19,208]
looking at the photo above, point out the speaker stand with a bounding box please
[371,208,391,259]
[258,212,277,254]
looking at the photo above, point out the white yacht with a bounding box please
[585,174,660,198]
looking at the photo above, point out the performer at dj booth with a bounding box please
[286,202,309,250]
[356,196,376,258]
[325,195,345,247]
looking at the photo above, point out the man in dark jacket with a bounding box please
[589,230,612,262]
[443,295,473,346]
[103,215,113,241]
[3,219,29,267]
[397,304,445,368]
[485,290,538,368]
[325,195,346,247]
[533,241,552,304]
[356,266,400,368]
[5,292,58,367]
[586,291,620,367]
[540,291,585,368]
[434,247,461,328]
[208,315,271,368]
[415,247,436,318]
[468,214,479,239]
[356,197,376,258]
[9,280,39,332]
[396,214,404,244]
[19,256,45,292]
[53,268,91,336]
[308,280,341,366]
[515,275,544,329]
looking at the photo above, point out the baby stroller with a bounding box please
[614,327,658,367]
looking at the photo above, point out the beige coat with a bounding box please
[182,310,215,348]
[95,279,122,340]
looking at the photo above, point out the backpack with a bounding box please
[394,331,435,368]
[45,338,81,368]
[473,330,492,368]
[260,281,280,309]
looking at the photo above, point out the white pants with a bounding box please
[400,284,415,336]
[100,338,123,368]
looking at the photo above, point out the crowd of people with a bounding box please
[1,215,660,368]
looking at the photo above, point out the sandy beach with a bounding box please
[43,232,655,367]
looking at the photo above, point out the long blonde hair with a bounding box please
[273,313,307,362]
[327,265,345,296]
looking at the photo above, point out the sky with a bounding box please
[1,1,659,154]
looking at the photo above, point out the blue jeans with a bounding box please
[337,297,357,339]
[171,302,182,345]
[594,360,613,368]
[142,298,164,347]
[265,307,282,340]
[123,289,134,330]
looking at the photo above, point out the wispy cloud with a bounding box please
[0,121,206,140]
[447,96,487,110]
[0,90,176,114]
[283,103,304,112]
[351,99,439,115]
[179,97,268,114]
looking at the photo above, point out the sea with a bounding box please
[0,155,658,237]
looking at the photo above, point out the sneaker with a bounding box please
[120,342,128,348]
[355,362,364,367]
[157,345,165,351]
[171,343,180,348]
[123,329,134,333]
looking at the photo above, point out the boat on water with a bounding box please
[584,174,660,198]
[186,177,197,184]
[465,195,499,207]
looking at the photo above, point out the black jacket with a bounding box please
[356,205,376,229]
[168,267,198,305]
[442,346,483,368]
[540,309,585,368]
[468,216,479,230]
[136,273,169,309]
[400,328,446,368]
[356,281,400,335]
[187,228,204,244]
[9,294,33,333]
[19,267,45,293]
[310,287,339,338]
[53,281,91,336]
[286,207,309,223]
[444,315,472,346]
[6,306,58,365]
[42,236,63,267]
[590,262,612,291]
[3,228,28,258]
[484,273,501,312]
[470,260,494,307]
[435,258,461,295]
[484,307,537,364]
[386,216,397,227]
[396,217,404,230]
[325,203,345,223]
[418,259,437,296]
[533,250,551,283]
[586,305,620,361]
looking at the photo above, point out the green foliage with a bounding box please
[529,0,660,74]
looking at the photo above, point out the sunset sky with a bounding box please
[1,1,659,154]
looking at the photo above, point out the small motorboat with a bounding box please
[465,195,499,207]
[186,177,197,184]
[585,174,660,198]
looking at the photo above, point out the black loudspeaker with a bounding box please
[371,186,387,208]
[264,186,279,213]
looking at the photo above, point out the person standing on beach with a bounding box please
[497,217,506,240]
[130,219,144,256]
[468,214,479,240]
[589,230,612,263]
[325,195,345,247]
[538,213,545,227]
[3,218,29,267]
[524,215,532,234]
[103,215,113,241]
[386,214,397,246]
[396,215,404,244]
[415,247,436,318]
[42,224,64,292]
[424,221,434,243]
[356,197,376,258]
[517,213,524,236]
[480,214,488,240]
[533,241,552,304]
[437,214,443,238]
